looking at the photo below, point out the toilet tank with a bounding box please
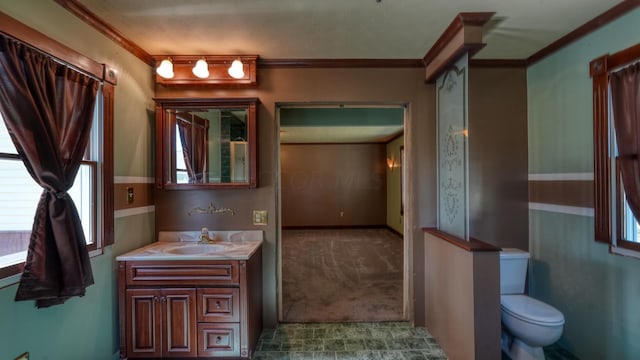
[500,248,529,294]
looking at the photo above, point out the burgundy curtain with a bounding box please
[177,116,208,183]
[611,62,640,223]
[0,35,98,307]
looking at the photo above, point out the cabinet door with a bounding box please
[163,288,197,357]
[126,289,162,358]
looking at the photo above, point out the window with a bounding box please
[0,91,103,278]
[613,114,640,254]
[0,34,115,284]
[591,42,640,257]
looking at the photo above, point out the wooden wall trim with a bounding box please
[423,12,494,83]
[258,58,424,68]
[592,68,610,243]
[528,180,594,208]
[423,227,501,252]
[469,59,528,68]
[53,0,154,66]
[527,0,640,65]
[103,83,115,246]
[0,10,104,79]
[423,12,495,66]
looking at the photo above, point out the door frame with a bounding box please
[274,101,414,322]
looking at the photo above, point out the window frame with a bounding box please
[590,42,640,255]
[0,13,115,282]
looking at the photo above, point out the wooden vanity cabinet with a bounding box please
[126,288,197,358]
[118,248,263,359]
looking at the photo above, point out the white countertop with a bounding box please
[116,230,263,261]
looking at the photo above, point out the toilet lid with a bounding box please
[501,295,565,326]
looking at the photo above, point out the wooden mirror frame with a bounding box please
[154,97,258,190]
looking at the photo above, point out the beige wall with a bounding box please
[281,143,387,227]
[424,232,501,360]
[468,67,529,250]
[423,66,526,358]
[155,67,436,327]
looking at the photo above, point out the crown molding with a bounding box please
[53,0,154,65]
[258,58,424,68]
[527,0,640,65]
[423,12,495,83]
[468,59,528,68]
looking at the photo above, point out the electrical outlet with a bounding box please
[253,210,267,225]
[126,187,134,204]
[15,352,29,360]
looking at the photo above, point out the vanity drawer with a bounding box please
[126,260,239,286]
[197,288,240,322]
[197,323,240,357]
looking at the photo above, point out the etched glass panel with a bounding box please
[437,55,469,239]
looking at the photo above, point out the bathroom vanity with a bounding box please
[116,231,263,359]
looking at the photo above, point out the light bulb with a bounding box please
[156,58,174,79]
[192,58,210,79]
[228,59,245,79]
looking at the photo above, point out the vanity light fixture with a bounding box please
[192,58,210,79]
[153,55,257,86]
[156,57,174,79]
[228,58,245,79]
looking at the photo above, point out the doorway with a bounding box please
[275,103,410,322]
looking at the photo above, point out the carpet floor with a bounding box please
[281,228,404,323]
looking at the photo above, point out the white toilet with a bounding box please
[500,248,565,360]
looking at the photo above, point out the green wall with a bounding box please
[0,248,117,359]
[0,1,155,359]
[527,8,640,359]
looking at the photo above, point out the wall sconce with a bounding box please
[387,157,397,171]
[152,55,258,87]
[192,58,210,79]
[454,128,469,137]
[156,58,174,79]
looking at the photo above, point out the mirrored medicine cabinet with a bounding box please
[154,98,258,189]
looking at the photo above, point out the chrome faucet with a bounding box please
[199,227,220,244]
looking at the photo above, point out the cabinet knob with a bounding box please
[215,301,222,309]
[215,336,222,344]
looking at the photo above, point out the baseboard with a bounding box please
[281,224,404,238]
[282,225,387,230]
[385,226,403,238]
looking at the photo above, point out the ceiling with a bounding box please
[76,0,622,60]
[71,0,624,143]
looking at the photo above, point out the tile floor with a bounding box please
[253,322,447,360]
[253,322,579,360]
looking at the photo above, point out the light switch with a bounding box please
[253,210,267,226]
[126,187,134,204]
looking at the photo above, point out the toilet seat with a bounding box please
[501,294,564,326]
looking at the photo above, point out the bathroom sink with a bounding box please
[116,232,263,261]
[166,243,229,255]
